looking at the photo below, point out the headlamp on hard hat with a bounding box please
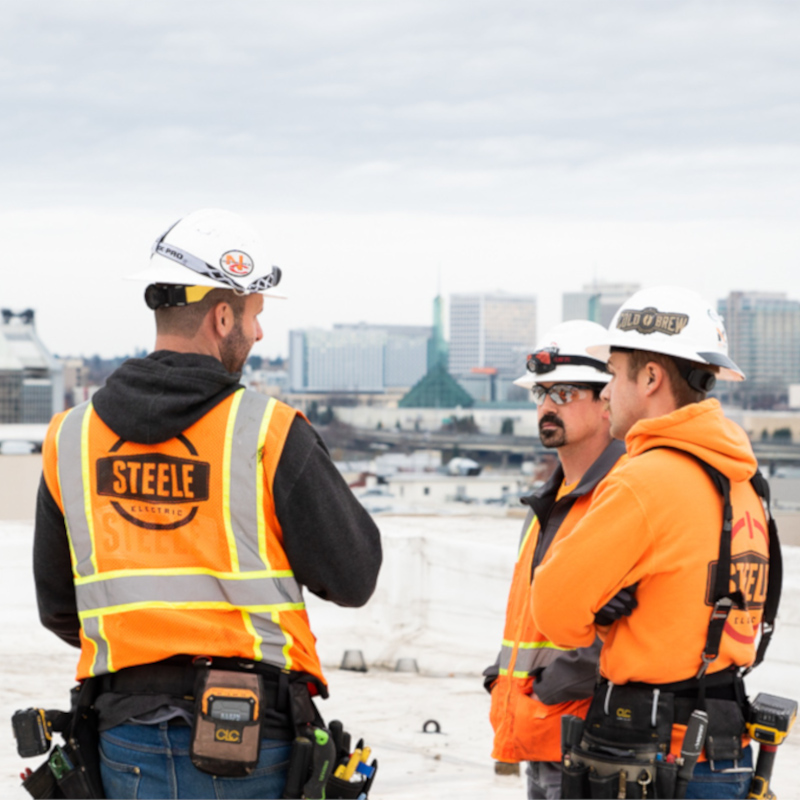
[526,347,608,376]
[144,284,216,310]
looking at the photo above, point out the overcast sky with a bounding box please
[3,1,799,359]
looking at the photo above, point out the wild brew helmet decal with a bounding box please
[616,306,690,336]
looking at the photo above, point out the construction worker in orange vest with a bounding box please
[533,286,776,799]
[33,209,382,799]
[484,320,628,799]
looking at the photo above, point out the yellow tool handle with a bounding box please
[342,749,362,781]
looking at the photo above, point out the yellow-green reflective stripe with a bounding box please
[78,600,304,619]
[499,640,576,675]
[242,611,263,661]
[81,615,108,677]
[278,610,294,670]
[517,641,572,651]
[222,391,244,572]
[74,567,294,584]
[54,412,80,575]
[80,402,98,575]
[256,398,276,569]
[518,515,537,560]
[57,402,95,578]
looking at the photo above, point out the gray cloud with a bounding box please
[3,1,800,217]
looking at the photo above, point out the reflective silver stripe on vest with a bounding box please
[82,616,111,675]
[499,642,572,676]
[499,643,513,671]
[76,573,303,614]
[229,391,273,572]
[58,402,94,579]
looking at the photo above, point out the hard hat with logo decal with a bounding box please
[513,320,612,389]
[587,285,744,383]
[126,208,283,308]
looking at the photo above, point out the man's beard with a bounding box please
[538,412,566,448]
[219,321,250,375]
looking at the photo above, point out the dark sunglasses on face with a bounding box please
[531,383,595,406]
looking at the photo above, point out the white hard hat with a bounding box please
[127,208,283,300]
[513,320,612,389]
[588,285,744,382]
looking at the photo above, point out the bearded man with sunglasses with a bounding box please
[484,320,628,800]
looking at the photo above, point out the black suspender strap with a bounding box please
[746,471,783,672]
[691,460,746,680]
[651,448,781,680]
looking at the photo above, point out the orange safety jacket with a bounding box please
[533,400,771,758]
[42,389,325,686]
[489,441,626,764]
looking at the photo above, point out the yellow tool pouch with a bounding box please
[190,668,263,777]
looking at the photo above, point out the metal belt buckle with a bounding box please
[708,758,753,775]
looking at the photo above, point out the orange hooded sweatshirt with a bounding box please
[532,399,768,689]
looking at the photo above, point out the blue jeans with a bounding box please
[99,722,292,799]
[683,746,753,799]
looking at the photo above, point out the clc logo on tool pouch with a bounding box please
[616,708,632,720]
[215,728,241,743]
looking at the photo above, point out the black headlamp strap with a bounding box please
[527,348,608,375]
[145,285,188,310]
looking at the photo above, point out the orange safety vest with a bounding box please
[42,389,325,686]
[490,498,598,764]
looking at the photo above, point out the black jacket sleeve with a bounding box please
[33,474,81,648]
[274,416,382,607]
[533,636,601,705]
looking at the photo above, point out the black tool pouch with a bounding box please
[704,698,746,762]
[190,668,264,778]
[584,682,674,750]
[325,775,367,799]
[561,682,671,799]
[655,759,678,798]
[561,759,590,798]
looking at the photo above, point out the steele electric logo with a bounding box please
[705,508,770,644]
[96,451,210,530]
[616,307,689,336]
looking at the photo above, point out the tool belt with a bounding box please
[562,670,749,799]
[18,679,104,799]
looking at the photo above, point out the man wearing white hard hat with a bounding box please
[33,209,382,799]
[533,287,780,799]
[484,320,627,799]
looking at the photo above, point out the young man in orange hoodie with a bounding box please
[533,286,774,799]
[484,321,626,799]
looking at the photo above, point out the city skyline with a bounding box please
[4,2,800,359]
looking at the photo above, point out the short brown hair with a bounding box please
[621,349,718,408]
[155,288,247,338]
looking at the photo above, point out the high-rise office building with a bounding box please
[448,293,537,376]
[563,282,640,328]
[0,309,63,423]
[289,323,431,393]
[717,292,800,399]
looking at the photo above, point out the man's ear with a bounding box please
[212,302,235,338]
[642,362,665,397]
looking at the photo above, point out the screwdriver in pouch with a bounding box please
[675,709,709,799]
[303,727,337,800]
[282,737,312,799]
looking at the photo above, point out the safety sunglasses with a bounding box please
[531,384,595,406]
